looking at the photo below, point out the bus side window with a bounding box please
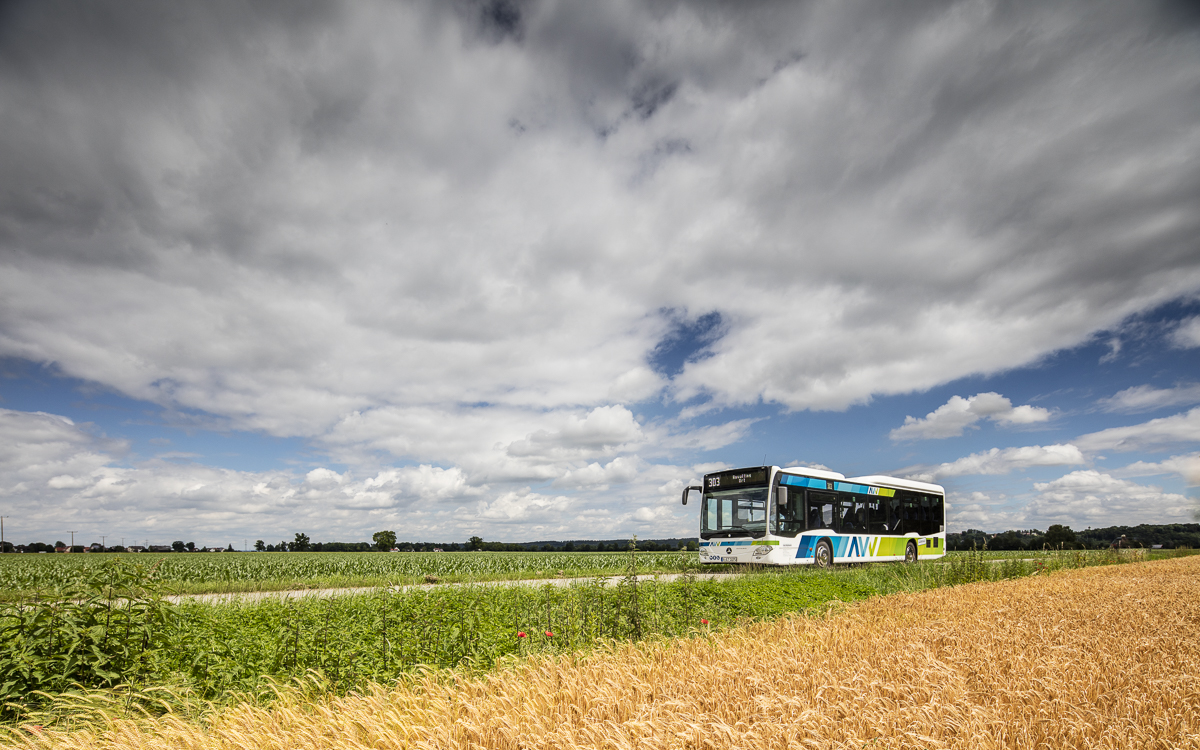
[932,495,945,532]
[867,499,886,533]
[807,491,836,531]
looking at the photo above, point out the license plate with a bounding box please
[720,556,738,562]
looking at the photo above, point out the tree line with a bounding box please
[251,532,699,553]
[947,523,1200,551]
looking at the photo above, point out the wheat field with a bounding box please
[10,556,1200,749]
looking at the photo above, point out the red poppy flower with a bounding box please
[700,619,710,625]
[517,631,527,638]
[544,630,554,637]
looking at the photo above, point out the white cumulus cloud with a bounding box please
[905,444,1084,482]
[1026,471,1193,527]
[890,393,1053,441]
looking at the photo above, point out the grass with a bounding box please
[6,553,1198,748]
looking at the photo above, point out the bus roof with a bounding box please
[845,474,946,495]
[780,466,846,481]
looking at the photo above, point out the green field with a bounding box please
[0,550,719,598]
[5,546,1191,725]
[0,547,1185,599]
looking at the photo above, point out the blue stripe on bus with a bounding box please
[796,534,907,560]
[699,540,755,546]
[779,475,831,489]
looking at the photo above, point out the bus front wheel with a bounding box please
[905,541,918,564]
[814,539,833,569]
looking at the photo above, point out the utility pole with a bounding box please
[69,530,78,551]
[100,535,106,551]
[0,516,8,553]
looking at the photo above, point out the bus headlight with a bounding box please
[752,546,771,558]
[699,547,709,558]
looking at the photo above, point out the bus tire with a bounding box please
[814,539,833,569]
[905,541,918,564]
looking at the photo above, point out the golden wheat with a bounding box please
[9,557,1200,749]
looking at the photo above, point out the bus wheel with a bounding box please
[814,539,833,569]
[905,541,918,564]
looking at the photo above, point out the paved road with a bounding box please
[171,571,744,605]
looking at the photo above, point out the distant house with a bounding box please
[88,543,104,552]
[127,545,147,552]
[148,545,172,553]
[55,545,68,553]
[204,547,225,552]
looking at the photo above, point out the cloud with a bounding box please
[0,2,1199,539]
[1026,471,1193,527]
[905,443,1085,482]
[1170,316,1200,349]
[890,393,1052,441]
[505,406,646,461]
[1112,454,1200,487]
[945,490,1026,533]
[0,405,707,542]
[0,1,1195,433]
[1098,384,1200,413]
[1075,407,1200,453]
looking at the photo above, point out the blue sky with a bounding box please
[0,0,1198,546]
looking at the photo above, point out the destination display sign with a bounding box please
[704,467,769,490]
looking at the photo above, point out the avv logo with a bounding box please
[847,536,873,558]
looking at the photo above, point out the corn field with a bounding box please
[0,551,708,597]
[6,554,1198,749]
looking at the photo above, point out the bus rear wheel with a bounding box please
[814,539,833,569]
[905,541,918,564]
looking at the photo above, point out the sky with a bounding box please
[1,0,1199,548]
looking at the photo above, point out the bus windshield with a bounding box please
[701,487,768,539]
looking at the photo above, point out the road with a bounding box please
[170,571,744,604]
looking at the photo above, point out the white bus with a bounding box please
[681,465,946,568]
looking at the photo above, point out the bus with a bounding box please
[681,465,946,567]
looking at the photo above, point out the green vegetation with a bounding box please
[948,522,1200,550]
[0,550,717,599]
[4,547,1195,725]
[0,557,178,719]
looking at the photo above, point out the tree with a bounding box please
[468,535,483,551]
[185,541,196,552]
[1045,524,1076,548]
[254,540,266,551]
[278,540,289,552]
[171,541,186,552]
[292,533,311,552]
[373,530,396,552]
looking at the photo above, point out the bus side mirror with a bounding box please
[681,485,702,505]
